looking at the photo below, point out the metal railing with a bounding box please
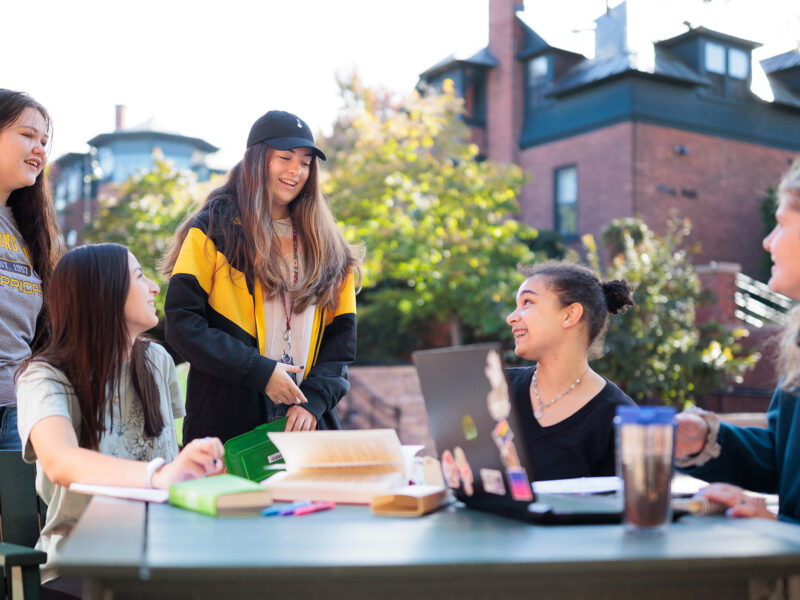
[735,272,794,327]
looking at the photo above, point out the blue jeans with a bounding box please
[0,405,21,451]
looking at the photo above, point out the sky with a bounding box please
[2,0,798,170]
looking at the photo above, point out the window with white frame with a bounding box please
[554,166,578,239]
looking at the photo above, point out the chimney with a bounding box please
[115,105,126,131]
[594,1,628,59]
[487,0,524,164]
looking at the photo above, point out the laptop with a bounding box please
[412,343,623,525]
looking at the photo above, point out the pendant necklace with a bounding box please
[531,365,590,419]
[278,219,299,381]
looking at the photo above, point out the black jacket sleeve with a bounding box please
[164,223,276,393]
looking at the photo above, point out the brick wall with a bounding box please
[517,121,635,234]
[632,122,797,277]
[696,262,740,326]
[514,121,796,276]
[340,366,435,455]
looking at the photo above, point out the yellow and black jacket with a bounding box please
[164,208,357,445]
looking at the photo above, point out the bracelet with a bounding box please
[675,407,722,468]
[146,457,166,489]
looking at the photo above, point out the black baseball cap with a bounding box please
[246,110,326,161]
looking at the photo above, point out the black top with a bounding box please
[506,366,636,481]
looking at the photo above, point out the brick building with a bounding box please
[419,0,800,278]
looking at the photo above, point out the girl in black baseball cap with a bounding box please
[162,110,361,444]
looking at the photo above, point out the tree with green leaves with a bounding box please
[323,78,538,351]
[83,152,216,322]
[583,215,759,407]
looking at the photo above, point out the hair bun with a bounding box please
[602,279,634,314]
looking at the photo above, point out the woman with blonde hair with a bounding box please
[676,160,800,523]
[162,110,360,444]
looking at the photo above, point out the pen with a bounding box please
[672,497,727,515]
[262,500,311,516]
[292,501,335,516]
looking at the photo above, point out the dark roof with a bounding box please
[763,76,800,109]
[88,118,218,153]
[657,26,762,50]
[419,47,498,79]
[52,152,86,167]
[515,14,585,60]
[547,47,708,96]
[761,50,800,74]
[516,18,550,58]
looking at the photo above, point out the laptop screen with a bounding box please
[412,343,538,513]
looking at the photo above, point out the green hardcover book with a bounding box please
[169,474,272,516]
[223,417,288,482]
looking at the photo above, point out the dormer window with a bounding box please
[728,48,749,79]
[527,55,551,109]
[463,71,488,126]
[705,42,726,74]
[704,41,750,99]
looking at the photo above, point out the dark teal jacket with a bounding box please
[682,383,800,524]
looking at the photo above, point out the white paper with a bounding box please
[69,483,168,503]
[670,473,712,496]
[533,476,621,495]
[401,445,425,480]
[383,484,447,498]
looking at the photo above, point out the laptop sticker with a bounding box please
[498,439,522,469]
[492,419,513,443]
[491,422,521,469]
[462,415,478,441]
[441,449,461,489]
[485,350,511,421]
[480,468,506,495]
[506,467,534,501]
[454,446,474,496]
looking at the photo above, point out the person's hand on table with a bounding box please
[151,436,225,489]
[697,483,775,520]
[285,405,317,431]
[266,363,307,405]
[675,412,709,459]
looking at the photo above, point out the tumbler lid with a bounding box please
[615,405,676,425]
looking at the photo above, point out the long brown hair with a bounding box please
[23,244,164,450]
[162,142,361,312]
[775,160,800,390]
[0,89,64,350]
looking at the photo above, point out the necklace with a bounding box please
[278,219,299,379]
[530,365,590,419]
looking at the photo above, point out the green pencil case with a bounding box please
[223,417,288,482]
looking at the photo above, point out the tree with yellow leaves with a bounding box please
[323,77,538,355]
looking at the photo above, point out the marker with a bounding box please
[261,500,311,516]
[672,497,727,515]
[292,501,335,516]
